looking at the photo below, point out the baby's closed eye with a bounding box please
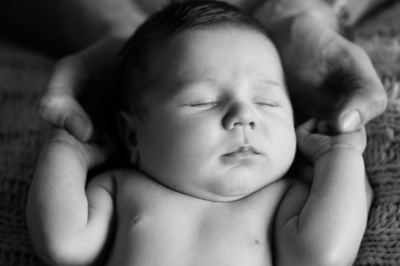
[186,98,218,108]
[253,99,279,108]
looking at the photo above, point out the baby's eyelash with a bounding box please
[254,100,278,107]
[190,102,218,107]
[187,99,218,107]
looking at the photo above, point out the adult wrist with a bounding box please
[254,0,339,38]
[107,16,142,41]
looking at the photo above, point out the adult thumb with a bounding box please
[39,56,94,141]
[331,40,388,133]
[39,93,93,142]
[334,82,387,133]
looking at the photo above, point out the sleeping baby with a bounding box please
[27,1,372,265]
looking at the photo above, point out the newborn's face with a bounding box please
[134,26,296,202]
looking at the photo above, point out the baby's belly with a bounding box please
[106,205,273,266]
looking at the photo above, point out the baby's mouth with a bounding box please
[224,146,261,157]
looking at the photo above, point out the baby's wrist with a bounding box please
[314,144,363,163]
[46,132,91,168]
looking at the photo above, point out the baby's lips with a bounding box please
[224,145,261,156]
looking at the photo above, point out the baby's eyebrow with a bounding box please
[253,79,286,94]
[173,78,217,92]
[172,77,285,94]
[178,77,215,86]
[256,79,282,88]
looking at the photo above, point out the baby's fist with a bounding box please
[45,128,109,168]
[296,119,367,163]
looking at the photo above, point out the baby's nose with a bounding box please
[223,102,256,130]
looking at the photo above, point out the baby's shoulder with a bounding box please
[255,176,297,198]
[239,177,294,209]
[87,168,153,195]
[248,176,309,209]
[101,168,172,202]
[274,176,310,202]
[94,168,156,190]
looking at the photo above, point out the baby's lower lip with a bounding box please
[224,151,259,157]
[221,151,261,165]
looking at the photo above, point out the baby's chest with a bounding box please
[110,178,285,266]
[116,202,273,266]
[123,199,273,244]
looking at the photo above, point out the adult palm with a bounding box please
[274,14,387,132]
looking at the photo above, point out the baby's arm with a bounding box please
[275,119,371,266]
[26,129,116,266]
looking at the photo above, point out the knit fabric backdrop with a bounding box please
[353,2,400,265]
[0,2,400,265]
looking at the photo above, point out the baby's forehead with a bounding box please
[135,25,286,100]
[145,27,280,75]
[146,23,274,59]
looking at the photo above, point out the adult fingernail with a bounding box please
[342,110,361,132]
[66,114,88,141]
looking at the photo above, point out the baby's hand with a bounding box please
[296,119,367,163]
[45,128,110,169]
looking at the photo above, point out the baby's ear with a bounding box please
[117,111,139,150]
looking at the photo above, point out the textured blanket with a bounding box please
[1,2,400,265]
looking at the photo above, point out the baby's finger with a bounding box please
[296,119,317,148]
[296,118,317,135]
[317,120,333,136]
[296,119,318,163]
[85,144,109,169]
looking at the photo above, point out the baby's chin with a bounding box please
[172,171,280,203]
[181,187,257,203]
[205,173,275,202]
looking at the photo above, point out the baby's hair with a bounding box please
[117,0,269,116]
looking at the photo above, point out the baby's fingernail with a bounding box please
[66,114,88,141]
[342,110,361,132]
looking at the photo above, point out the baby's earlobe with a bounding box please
[117,111,139,148]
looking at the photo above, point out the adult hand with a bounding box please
[254,5,387,133]
[39,36,127,142]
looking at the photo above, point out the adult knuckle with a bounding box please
[38,95,57,119]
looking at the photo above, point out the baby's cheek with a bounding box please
[276,128,297,166]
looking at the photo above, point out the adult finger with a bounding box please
[39,56,93,141]
[39,94,93,142]
[332,44,388,133]
[46,55,90,97]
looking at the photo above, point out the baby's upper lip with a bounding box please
[224,145,261,156]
